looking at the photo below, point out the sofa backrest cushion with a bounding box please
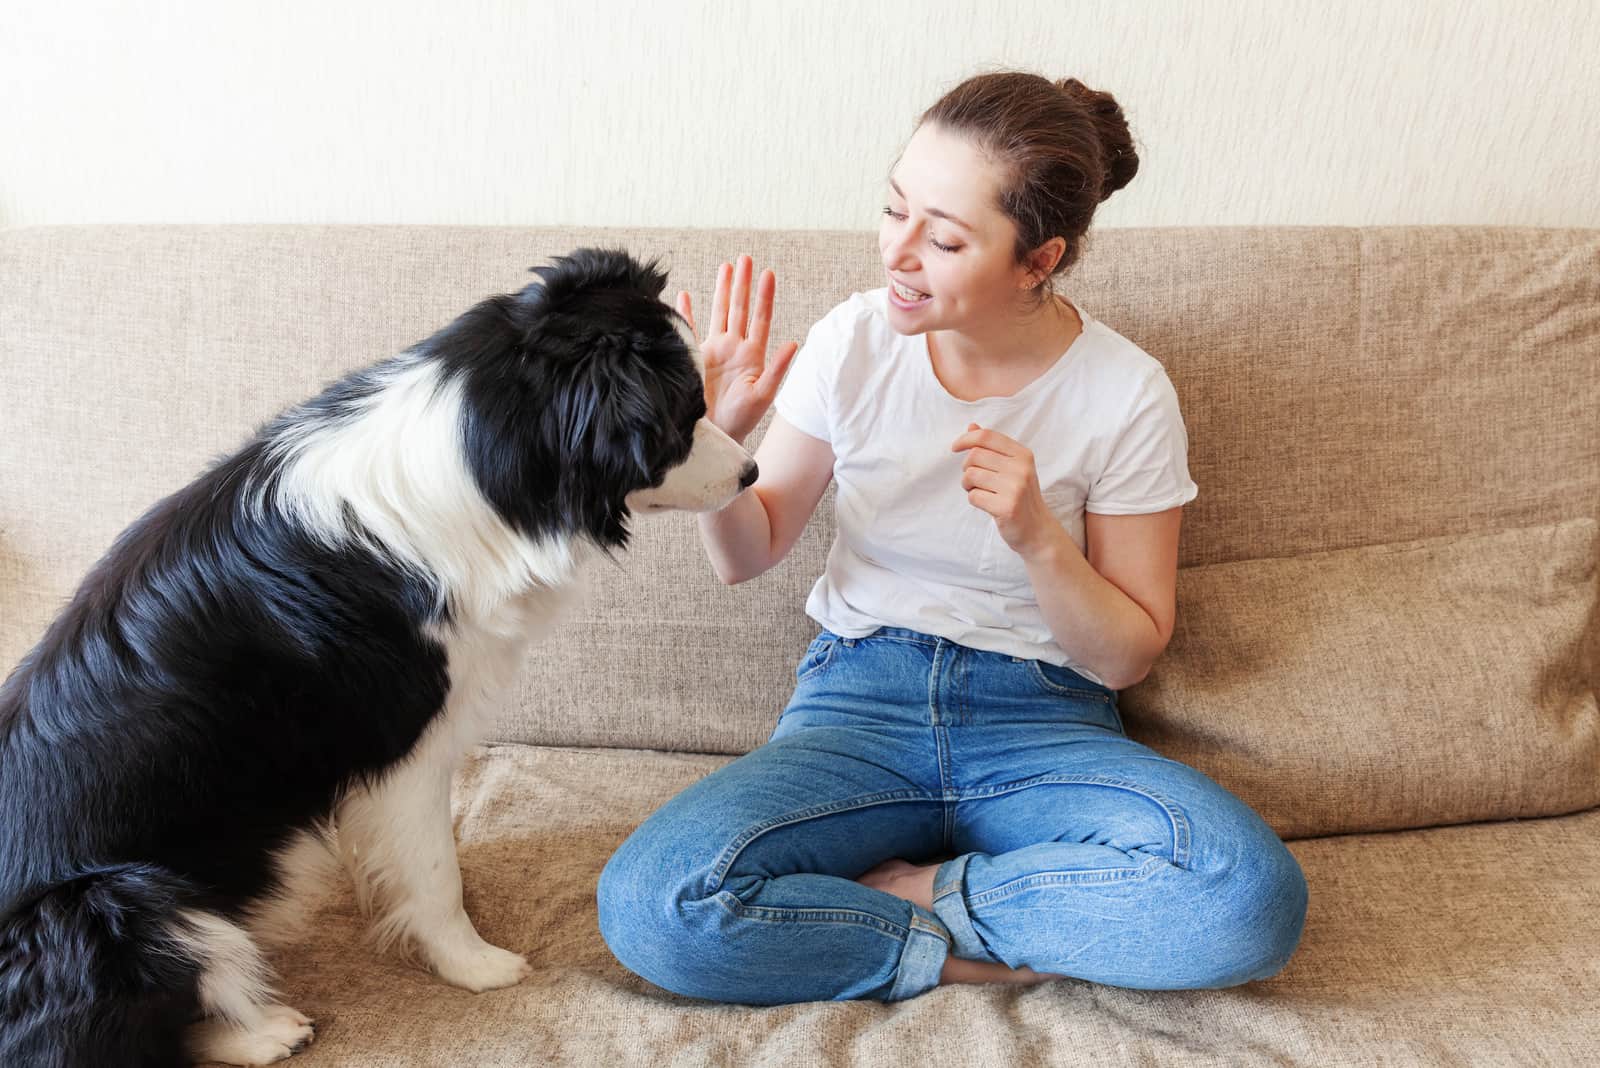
[1121,516,1600,838]
[3,225,1598,837]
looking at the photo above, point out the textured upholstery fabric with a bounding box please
[255,743,1600,1067]
[1122,516,1600,838]
[5,226,1596,762]
[3,224,1598,1064]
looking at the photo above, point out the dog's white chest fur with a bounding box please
[432,574,587,740]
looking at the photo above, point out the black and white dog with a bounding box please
[0,248,755,1066]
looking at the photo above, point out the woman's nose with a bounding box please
[881,229,918,270]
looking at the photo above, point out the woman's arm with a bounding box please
[1024,508,1180,690]
[699,416,835,585]
[952,423,1180,690]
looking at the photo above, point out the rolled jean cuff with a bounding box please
[885,906,951,1001]
[931,853,988,961]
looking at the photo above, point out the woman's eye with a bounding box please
[881,207,960,253]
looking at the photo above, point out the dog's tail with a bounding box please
[0,863,211,1067]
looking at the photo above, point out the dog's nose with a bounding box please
[739,462,759,489]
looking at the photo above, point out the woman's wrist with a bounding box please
[1016,513,1075,568]
[708,410,755,448]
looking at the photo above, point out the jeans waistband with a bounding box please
[829,626,1113,698]
[844,626,945,647]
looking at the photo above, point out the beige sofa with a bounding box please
[2,224,1597,1065]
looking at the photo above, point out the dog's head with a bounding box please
[430,247,755,551]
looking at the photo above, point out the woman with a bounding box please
[597,71,1307,1003]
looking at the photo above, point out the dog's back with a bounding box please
[0,417,453,1065]
[0,434,453,892]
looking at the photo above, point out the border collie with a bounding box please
[0,248,756,1066]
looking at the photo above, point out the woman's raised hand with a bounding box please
[676,254,800,445]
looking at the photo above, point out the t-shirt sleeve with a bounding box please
[772,300,850,445]
[1086,367,1200,515]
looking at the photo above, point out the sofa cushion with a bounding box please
[1120,516,1600,838]
[5,225,1600,838]
[241,743,1600,1067]
[7,226,1600,745]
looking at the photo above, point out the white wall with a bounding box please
[3,0,1597,229]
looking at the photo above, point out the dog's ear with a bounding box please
[556,334,662,485]
[545,334,681,552]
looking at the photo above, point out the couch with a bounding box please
[2,223,1597,1065]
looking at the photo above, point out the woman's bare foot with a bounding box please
[940,956,1058,986]
[854,857,936,910]
[853,857,1066,988]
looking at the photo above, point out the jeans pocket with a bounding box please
[1027,660,1125,732]
[795,631,841,683]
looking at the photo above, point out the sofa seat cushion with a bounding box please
[1121,516,1600,838]
[248,743,1600,1067]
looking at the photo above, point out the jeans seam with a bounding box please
[860,635,937,650]
[712,891,927,939]
[706,790,939,895]
[965,854,1168,907]
[859,629,938,648]
[928,643,957,847]
[957,774,1192,869]
[938,724,956,847]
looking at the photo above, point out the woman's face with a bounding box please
[878,122,1044,335]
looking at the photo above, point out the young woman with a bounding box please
[597,71,1308,1003]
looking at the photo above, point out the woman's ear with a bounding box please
[1023,236,1067,288]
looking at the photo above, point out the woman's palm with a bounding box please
[676,255,799,444]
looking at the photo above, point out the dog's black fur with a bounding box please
[0,248,709,1066]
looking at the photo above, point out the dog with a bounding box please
[0,247,756,1066]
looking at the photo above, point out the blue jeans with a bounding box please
[597,627,1308,1004]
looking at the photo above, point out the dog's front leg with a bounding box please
[336,723,531,992]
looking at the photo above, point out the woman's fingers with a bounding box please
[703,255,779,356]
[755,339,800,398]
[675,291,696,338]
[960,446,1008,473]
[728,255,753,339]
[951,425,1021,458]
[962,466,1004,495]
[748,268,776,350]
[711,261,732,336]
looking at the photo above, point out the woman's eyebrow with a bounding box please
[888,177,974,232]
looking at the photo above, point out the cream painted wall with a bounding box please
[2,0,1597,229]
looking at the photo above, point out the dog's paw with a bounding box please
[191,1004,315,1065]
[432,941,533,993]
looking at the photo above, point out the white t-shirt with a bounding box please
[773,288,1199,687]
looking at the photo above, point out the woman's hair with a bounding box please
[914,71,1139,302]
